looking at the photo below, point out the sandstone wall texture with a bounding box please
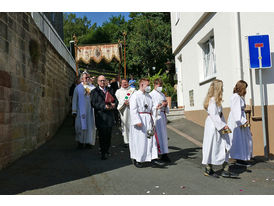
[0,12,76,169]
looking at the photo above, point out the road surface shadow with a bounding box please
[0,115,132,195]
[167,146,201,166]
[0,115,203,195]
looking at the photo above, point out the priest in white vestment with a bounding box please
[227,80,253,166]
[72,72,96,148]
[115,79,135,145]
[129,78,166,168]
[149,78,171,163]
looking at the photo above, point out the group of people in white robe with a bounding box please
[116,78,171,168]
[72,72,171,167]
[202,79,253,178]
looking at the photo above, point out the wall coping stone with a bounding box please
[30,12,76,72]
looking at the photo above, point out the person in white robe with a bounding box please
[227,80,253,166]
[149,78,171,163]
[129,78,166,168]
[202,79,237,178]
[115,79,135,145]
[72,72,96,148]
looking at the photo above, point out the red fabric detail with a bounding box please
[138,112,161,153]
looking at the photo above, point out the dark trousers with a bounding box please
[98,127,112,154]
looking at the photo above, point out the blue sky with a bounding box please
[66,12,131,27]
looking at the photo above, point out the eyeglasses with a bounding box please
[99,80,106,82]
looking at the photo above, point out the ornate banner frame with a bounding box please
[76,44,121,64]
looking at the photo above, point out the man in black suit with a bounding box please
[90,75,118,160]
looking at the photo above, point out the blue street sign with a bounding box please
[248,35,272,69]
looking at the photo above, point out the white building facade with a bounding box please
[171,12,274,157]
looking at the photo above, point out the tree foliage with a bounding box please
[126,12,173,77]
[63,13,95,46]
[63,12,174,78]
[147,70,175,98]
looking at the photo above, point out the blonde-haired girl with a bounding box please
[202,79,237,178]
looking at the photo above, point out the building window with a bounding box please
[189,90,194,107]
[202,36,216,79]
[175,12,180,25]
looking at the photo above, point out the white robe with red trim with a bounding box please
[129,90,158,162]
[149,89,169,154]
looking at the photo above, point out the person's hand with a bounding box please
[106,104,111,110]
[124,100,129,106]
[162,101,168,107]
[111,103,116,109]
[136,123,142,128]
[157,103,163,110]
[224,125,229,130]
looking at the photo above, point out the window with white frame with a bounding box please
[202,36,216,79]
[175,12,180,25]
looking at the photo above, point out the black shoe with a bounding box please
[203,168,219,178]
[106,152,111,157]
[101,153,108,160]
[133,160,143,168]
[235,160,252,167]
[151,159,166,167]
[221,170,239,178]
[85,144,93,149]
[77,142,83,149]
[161,154,171,163]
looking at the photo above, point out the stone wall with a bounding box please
[0,12,76,169]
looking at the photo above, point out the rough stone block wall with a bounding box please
[0,12,76,169]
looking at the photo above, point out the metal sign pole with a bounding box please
[258,46,268,159]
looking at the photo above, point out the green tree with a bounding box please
[63,13,95,46]
[63,12,174,82]
[80,15,127,45]
[126,12,173,77]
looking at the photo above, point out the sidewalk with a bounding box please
[167,117,274,171]
[166,108,185,121]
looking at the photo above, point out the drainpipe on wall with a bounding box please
[235,12,244,80]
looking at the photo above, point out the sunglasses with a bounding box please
[99,80,106,82]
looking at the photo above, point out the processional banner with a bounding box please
[76,44,121,64]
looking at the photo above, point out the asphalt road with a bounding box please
[0,116,274,195]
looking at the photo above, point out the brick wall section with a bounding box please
[0,12,76,169]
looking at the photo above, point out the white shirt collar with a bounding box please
[99,86,106,91]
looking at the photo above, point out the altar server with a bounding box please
[149,78,171,163]
[129,78,165,168]
[227,80,253,167]
[202,79,237,178]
